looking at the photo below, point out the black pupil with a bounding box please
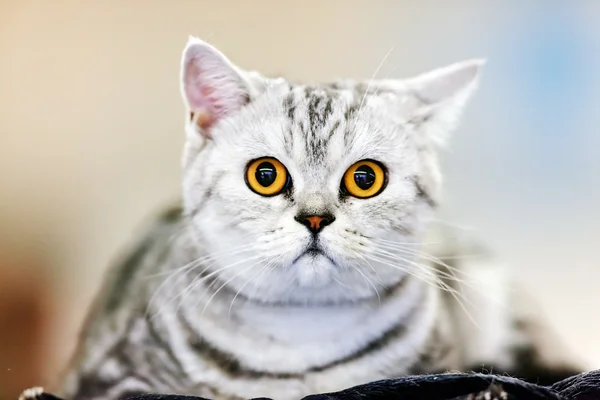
[255,162,277,187]
[354,165,376,190]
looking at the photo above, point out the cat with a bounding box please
[52,37,583,400]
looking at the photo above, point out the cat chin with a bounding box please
[241,284,381,306]
[235,263,388,306]
[293,254,338,287]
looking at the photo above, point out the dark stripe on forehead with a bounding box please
[323,96,333,123]
[305,88,341,163]
[282,90,296,154]
[328,120,341,140]
[284,127,294,155]
[307,92,323,132]
[344,101,359,122]
[303,85,315,98]
[307,89,335,131]
[283,90,296,123]
[343,120,356,149]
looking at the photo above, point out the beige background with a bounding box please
[1,0,599,387]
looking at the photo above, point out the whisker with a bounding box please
[151,254,265,320]
[370,65,397,97]
[327,241,386,287]
[369,248,475,290]
[200,257,267,317]
[373,242,473,276]
[144,245,259,317]
[350,263,382,305]
[356,45,396,116]
[373,247,470,279]
[144,244,256,279]
[375,238,444,247]
[227,253,285,317]
[363,253,480,329]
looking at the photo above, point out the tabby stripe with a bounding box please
[327,120,341,141]
[414,176,437,208]
[322,97,333,123]
[189,171,225,219]
[307,92,322,131]
[308,276,422,372]
[408,323,454,375]
[344,101,359,122]
[104,238,153,312]
[72,337,153,399]
[343,102,359,148]
[282,90,296,154]
[143,316,186,384]
[177,274,418,378]
[283,90,296,123]
[178,313,301,379]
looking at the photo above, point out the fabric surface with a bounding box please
[21,370,600,400]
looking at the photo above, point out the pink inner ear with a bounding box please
[184,57,245,127]
[199,84,227,116]
[184,61,218,115]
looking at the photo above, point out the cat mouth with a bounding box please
[293,242,337,266]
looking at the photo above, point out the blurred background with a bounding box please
[1,0,599,398]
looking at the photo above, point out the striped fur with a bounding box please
[57,37,583,400]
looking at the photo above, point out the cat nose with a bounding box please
[294,213,335,234]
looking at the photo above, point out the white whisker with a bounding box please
[201,257,267,317]
[356,45,396,116]
[227,253,285,317]
[363,252,480,329]
[151,253,265,320]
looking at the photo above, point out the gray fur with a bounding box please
[54,37,583,400]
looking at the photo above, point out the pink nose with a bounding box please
[306,216,324,230]
[295,214,335,234]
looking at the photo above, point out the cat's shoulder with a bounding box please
[97,203,189,309]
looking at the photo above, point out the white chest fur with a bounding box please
[164,277,439,400]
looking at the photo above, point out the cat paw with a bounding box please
[18,387,45,400]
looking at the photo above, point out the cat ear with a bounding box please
[406,59,485,145]
[180,37,250,134]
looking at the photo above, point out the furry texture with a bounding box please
[56,37,583,400]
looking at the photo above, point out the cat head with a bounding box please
[179,36,483,305]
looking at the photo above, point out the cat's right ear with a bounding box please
[180,37,250,136]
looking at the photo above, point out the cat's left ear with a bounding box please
[180,37,251,136]
[405,59,485,145]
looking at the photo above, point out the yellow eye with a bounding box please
[245,157,290,196]
[342,160,386,198]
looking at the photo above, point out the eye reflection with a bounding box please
[353,165,376,190]
[255,162,277,187]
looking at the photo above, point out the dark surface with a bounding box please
[24,369,600,400]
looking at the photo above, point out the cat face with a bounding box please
[180,37,483,305]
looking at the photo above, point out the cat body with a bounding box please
[56,37,582,400]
